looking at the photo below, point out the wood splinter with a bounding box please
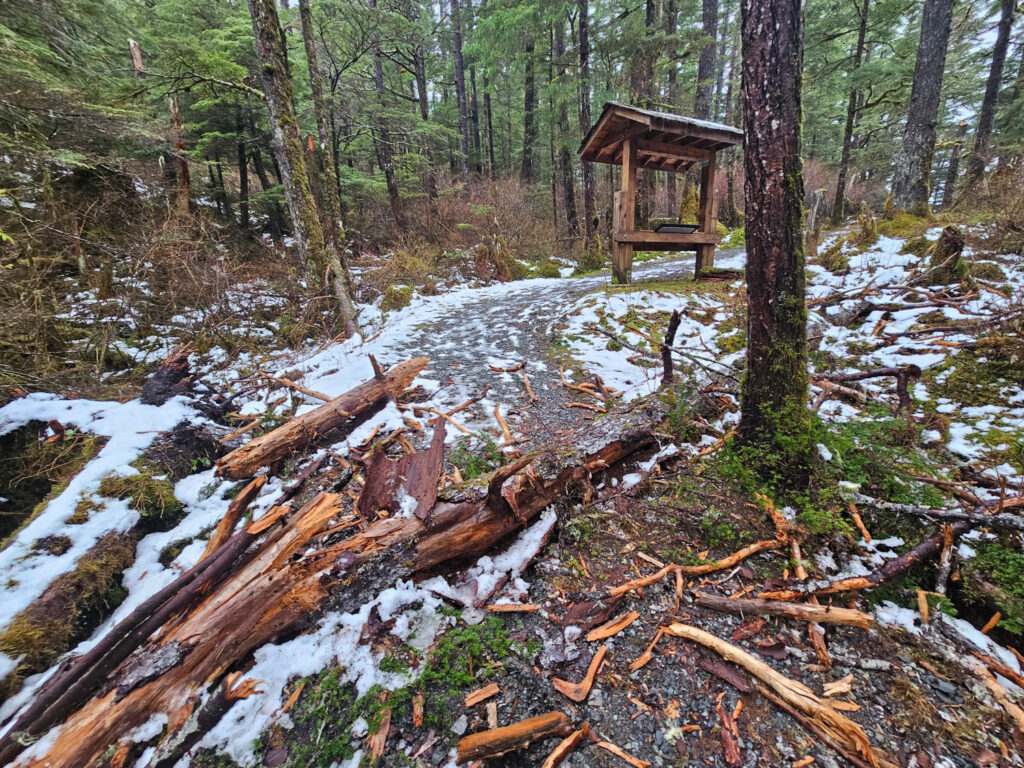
[553,645,608,702]
[541,727,586,768]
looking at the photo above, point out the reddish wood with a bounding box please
[457,711,571,762]
[216,357,427,479]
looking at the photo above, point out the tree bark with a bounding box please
[216,357,428,479]
[247,0,331,278]
[168,94,190,216]
[367,0,403,225]
[451,0,471,186]
[942,120,968,208]
[694,0,719,121]
[236,121,250,231]
[831,0,869,225]
[298,0,356,333]
[721,15,740,228]
[483,72,496,180]
[738,0,813,483]
[890,0,955,215]
[965,0,1016,188]
[470,65,483,174]
[578,0,596,246]
[555,21,579,238]
[521,40,537,184]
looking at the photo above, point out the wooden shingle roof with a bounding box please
[579,101,743,172]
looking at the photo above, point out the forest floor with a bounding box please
[2,224,1024,768]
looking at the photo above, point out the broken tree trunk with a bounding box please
[8,397,668,768]
[216,357,428,479]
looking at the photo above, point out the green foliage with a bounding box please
[721,227,746,249]
[97,464,184,525]
[536,260,562,278]
[962,542,1024,636]
[448,434,502,479]
[380,285,414,312]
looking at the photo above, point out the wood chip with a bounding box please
[412,694,424,727]
[822,674,853,698]
[596,739,651,768]
[981,611,1002,635]
[793,757,815,768]
[465,683,500,707]
[553,645,607,702]
[630,628,665,672]
[586,611,640,642]
[541,728,585,768]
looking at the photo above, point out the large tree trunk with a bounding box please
[410,16,438,201]
[247,0,332,281]
[521,41,537,184]
[368,0,403,225]
[965,0,1016,188]
[483,72,496,180]
[890,0,955,215]
[831,0,869,225]
[738,0,813,483]
[578,0,596,246]
[297,0,356,335]
[555,21,579,238]
[694,0,719,121]
[712,7,729,120]
[451,0,471,186]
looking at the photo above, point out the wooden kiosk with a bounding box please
[579,101,743,283]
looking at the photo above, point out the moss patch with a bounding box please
[380,285,414,313]
[98,463,184,530]
[0,532,134,701]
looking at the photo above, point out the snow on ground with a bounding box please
[1,233,1022,764]
[0,395,200,633]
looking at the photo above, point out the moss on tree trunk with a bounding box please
[737,0,814,485]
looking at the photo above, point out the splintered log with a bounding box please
[695,593,874,628]
[10,398,667,768]
[664,623,883,767]
[457,711,571,763]
[201,475,267,559]
[357,419,446,521]
[10,493,343,768]
[215,357,428,479]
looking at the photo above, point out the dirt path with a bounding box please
[353,249,745,446]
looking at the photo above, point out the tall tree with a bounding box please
[738,0,813,481]
[247,0,355,334]
[297,0,356,331]
[890,0,955,215]
[521,40,537,183]
[721,15,741,228]
[965,0,1016,188]
[555,18,579,237]
[451,0,471,185]
[368,0,403,225]
[578,0,596,246]
[694,0,719,120]
[831,0,870,225]
[943,120,969,207]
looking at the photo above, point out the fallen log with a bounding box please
[457,711,571,763]
[8,397,668,768]
[200,475,266,559]
[215,357,428,479]
[695,593,874,628]
[664,623,883,767]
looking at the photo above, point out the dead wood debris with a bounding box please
[456,711,571,763]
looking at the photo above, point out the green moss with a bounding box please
[900,235,932,257]
[32,534,72,555]
[722,226,746,248]
[573,246,607,275]
[813,237,850,274]
[0,532,134,698]
[448,434,502,480]
[68,494,102,524]
[380,285,413,313]
[536,260,562,278]
[98,464,184,527]
[877,212,934,238]
[962,542,1024,636]
[969,260,1008,282]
